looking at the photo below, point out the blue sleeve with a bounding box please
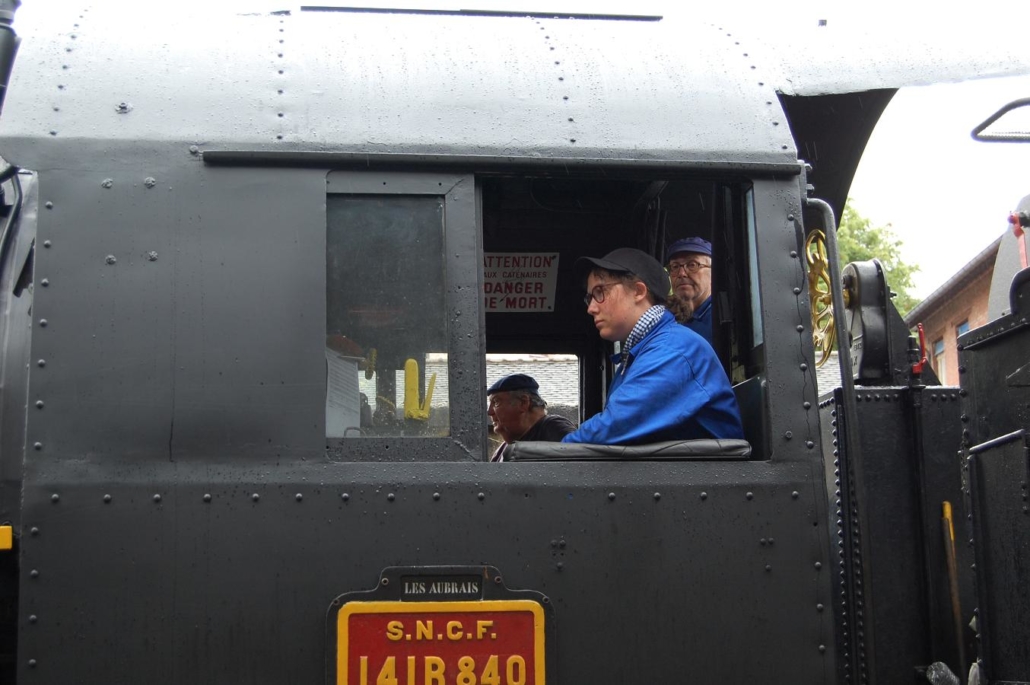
[561,341,717,445]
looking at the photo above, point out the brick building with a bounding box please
[903,238,1000,386]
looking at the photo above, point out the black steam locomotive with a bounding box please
[0,3,1025,684]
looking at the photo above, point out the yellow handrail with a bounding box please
[403,359,436,421]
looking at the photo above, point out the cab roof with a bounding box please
[1,3,799,171]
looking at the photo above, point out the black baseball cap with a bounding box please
[574,248,670,304]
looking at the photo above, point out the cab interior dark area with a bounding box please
[480,174,766,457]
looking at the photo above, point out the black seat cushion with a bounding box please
[505,439,751,461]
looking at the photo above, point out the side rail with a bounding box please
[505,439,751,461]
[971,97,1030,142]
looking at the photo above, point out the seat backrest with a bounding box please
[506,439,751,461]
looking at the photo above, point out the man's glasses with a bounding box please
[583,282,618,307]
[668,260,711,275]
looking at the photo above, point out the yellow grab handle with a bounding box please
[403,359,436,421]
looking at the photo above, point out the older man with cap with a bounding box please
[562,247,743,445]
[487,373,575,462]
[666,237,714,344]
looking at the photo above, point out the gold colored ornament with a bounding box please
[805,230,836,368]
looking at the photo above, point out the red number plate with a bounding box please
[336,600,545,685]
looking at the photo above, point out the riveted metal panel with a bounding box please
[958,285,1030,450]
[2,5,796,169]
[751,178,822,462]
[17,458,835,683]
[960,273,1030,684]
[968,432,1030,684]
[821,386,971,684]
[27,158,329,461]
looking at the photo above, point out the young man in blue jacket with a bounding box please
[562,248,744,445]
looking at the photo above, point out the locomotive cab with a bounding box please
[0,5,858,684]
[479,175,767,459]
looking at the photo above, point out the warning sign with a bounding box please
[483,253,559,313]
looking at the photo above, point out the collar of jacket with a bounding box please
[611,308,674,373]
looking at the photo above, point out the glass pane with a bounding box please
[326,195,449,438]
[933,339,947,382]
[956,320,970,337]
[745,187,763,348]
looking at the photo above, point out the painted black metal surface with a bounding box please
[6,3,998,684]
[781,90,895,228]
[842,260,890,383]
[967,431,1030,685]
[29,163,331,461]
[17,460,833,683]
[959,269,1030,684]
[2,151,841,683]
[820,385,971,683]
[959,266,1030,448]
[751,179,824,463]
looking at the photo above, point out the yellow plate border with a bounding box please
[337,599,546,685]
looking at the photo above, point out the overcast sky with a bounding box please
[848,74,1030,300]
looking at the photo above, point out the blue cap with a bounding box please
[487,373,540,395]
[667,237,712,259]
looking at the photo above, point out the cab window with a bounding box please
[324,172,481,462]
[482,175,761,451]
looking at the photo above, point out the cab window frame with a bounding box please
[481,172,765,459]
[324,170,485,462]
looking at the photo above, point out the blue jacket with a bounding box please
[685,295,713,345]
[563,309,744,445]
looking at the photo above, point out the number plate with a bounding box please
[336,600,545,685]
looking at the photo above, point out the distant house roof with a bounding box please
[486,356,580,408]
[904,237,1000,326]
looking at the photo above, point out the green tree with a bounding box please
[837,200,921,317]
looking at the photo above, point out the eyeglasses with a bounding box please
[667,260,711,275]
[583,282,619,307]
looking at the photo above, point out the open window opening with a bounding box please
[481,174,764,458]
[484,353,581,456]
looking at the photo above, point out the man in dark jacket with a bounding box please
[487,374,575,461]
[562,248,743,445]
